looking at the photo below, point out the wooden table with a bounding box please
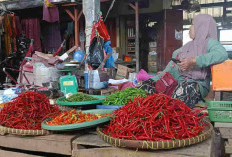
[0,133,80,156]
[72,132,215,157]
[0,131,216,157]
[215,123,232,157]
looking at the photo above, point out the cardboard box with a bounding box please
[115,64,133,80]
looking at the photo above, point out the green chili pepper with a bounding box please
[62,93,98,102]
[103,87,147,105]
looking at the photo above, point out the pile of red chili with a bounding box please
[0,91,60,130]
[103,93,207,141]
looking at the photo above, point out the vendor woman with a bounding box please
[139,14,228,108]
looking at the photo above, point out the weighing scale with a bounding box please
[58,62,80,95]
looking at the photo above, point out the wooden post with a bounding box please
[129,1,139,72]
[135,1,139,72]
[63,4,83,49]
[74,8,79,48]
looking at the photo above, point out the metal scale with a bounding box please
[58,62,80,95]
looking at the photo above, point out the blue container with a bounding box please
[84,71,89,89]
[73,49,85,62]
[96,105,123,109]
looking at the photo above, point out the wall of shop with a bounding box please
[101,0,165,59]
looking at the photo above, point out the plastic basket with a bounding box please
[207,101,232,122]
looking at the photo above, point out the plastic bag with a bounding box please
[86,37,104,70]
[89,70,108,89]
[2,88,20,103]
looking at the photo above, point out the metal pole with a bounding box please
[135,1,139,72]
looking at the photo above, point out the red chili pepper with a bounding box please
[103,93,207,141]
[0,91,60,130]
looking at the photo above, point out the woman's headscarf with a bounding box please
[178,14,217,80]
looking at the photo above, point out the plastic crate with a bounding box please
[207,101,232,122]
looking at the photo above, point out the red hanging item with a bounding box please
[90,14,110,43]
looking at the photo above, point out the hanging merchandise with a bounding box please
[43,0,59,23]
[2,14,22,56]
[41,22,62,53]
[86,36,105,70]
[87,14,111,70]
[22,18,42,52]
[4,14,11,56]
[14,16,22,35]
[0,16,4,60]
[90,14,110,42]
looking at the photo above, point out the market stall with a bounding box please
[0,0,232,157]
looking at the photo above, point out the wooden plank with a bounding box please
[0,149,41,157]
[215,91,222,101]
[0,133,79,155]
[215,122,232,128]
[219,128,232,139]
[228,139,232,144]
[225,141,232,154]
[65,9,75,21]
[72,146,213,157]
[72,133,111,147]
[72,147,189,157]
[72,134,213,157]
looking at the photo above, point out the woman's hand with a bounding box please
[177,57,196,72]
[156,71,162,75]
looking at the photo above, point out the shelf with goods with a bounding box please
[126,20,136,55]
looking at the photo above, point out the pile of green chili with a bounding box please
[62,93,98,102]
[103,87,147,105]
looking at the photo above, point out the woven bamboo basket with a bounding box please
[97,121,213,150]
[0,125,51,136]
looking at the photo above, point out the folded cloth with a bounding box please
[108,79,128,85]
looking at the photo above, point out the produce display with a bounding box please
[61,93,98,102]
[103,93,207,141]
[0,91,60,130]
[46,109,110,125]
[103,87,147,105]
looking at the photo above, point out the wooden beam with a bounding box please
[75,8,79,47]
[77,9,83,22]
[65,9,75,21]
[100,0,110,2]
[61,3,77,7]
[129,3,136,10]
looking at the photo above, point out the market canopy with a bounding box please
[0,0,110,10]
[0,0,73,10]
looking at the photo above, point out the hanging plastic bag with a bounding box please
[86,36,105,70]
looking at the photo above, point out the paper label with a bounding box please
[63,81,74,86]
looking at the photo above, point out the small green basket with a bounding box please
[207,101,232,122]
